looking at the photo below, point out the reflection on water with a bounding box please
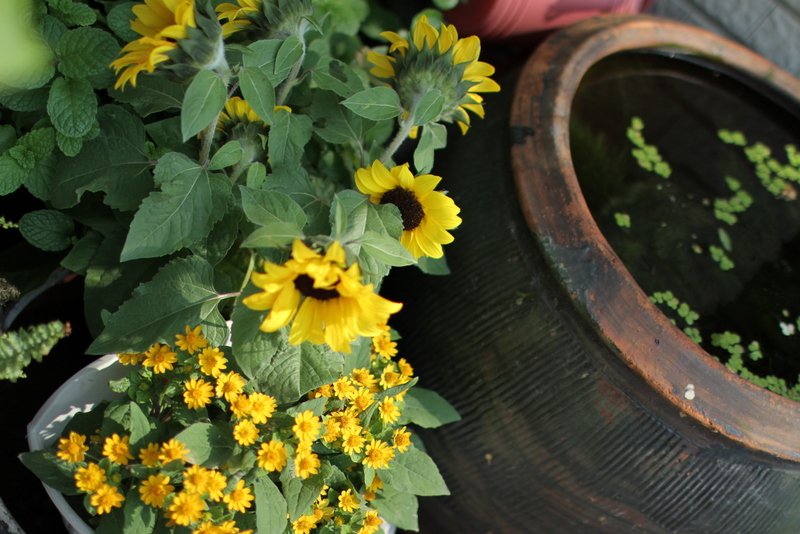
[571,52,800,396]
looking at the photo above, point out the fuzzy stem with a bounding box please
[276,21,309,106]
[380,117,415,165]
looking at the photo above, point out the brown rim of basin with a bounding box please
[511,14,800,462]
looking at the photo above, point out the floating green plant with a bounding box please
[627,116,671,178]
[614,212,631,228]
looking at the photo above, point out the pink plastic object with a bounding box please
[447,0,649,40]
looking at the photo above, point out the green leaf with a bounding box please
[122,489,156,534]
[0,87,49,112]
[310,91,367,145]
[181,70,227,141]
[241,222,304,248]
[110,75,185,116]
[311,59,366,98]
[0,127,55,195]
[0,125,16,153]
[282,475,324,520]
[87,256,229,354]
[121,152,231,261]
[107,2,139,42]
[366,202,403,239]
[56,131,82,156]
[342,87,402,121]
[360,231,416,266]
[47,77,97,138]
[313,0,368,35]
[47,0,96,26]
[273,36,304,84]
[413,89,444,126]
[268,110,313,169]
[239,67,275,123]
[240,186,308,228]
[234,329,344,403]
[129,401,151,448]
[60,230,103,274]
[330,190,367,244]
[56,27,119,79]
[0,156,26,195]
[373,489,419,531]
[174,422,234,467]
[380,447,449,496]
[413,122,447,174]
[95,509,125,534]
[19,450,80,495]
[190,202,241,267]
[208,140,243,170]
[19,209,74,251]
[51,105,152,211]
[398,387,460,428]
[242,39,283,85]
[255,472,288,534]
[416,255,450,276]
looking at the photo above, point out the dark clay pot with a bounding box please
[388,16,800,533]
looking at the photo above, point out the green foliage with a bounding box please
[627,116,671,178]
[0,320,69,381]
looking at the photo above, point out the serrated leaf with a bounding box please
[255,472,288,534]
[57,27,120,79]
[413,122,447,174]
[174,422,234,467]
[19,450,81,495]
[342,87,402,121]
[239,67,275,123]
[47,0,97,26]
[0,87,49,112]
[208,140,242,170]
[240,186,307,228]
[313,0,368,35]
[110,75,185,116]
[330,190,367,244]
[360,231,416,266]
[243,39,282,85]
[60,230,103,274]
[87,256,229,354]
[107,3,138,42]
[234,329,344,403]
[380,447,449,496]
[273,36,303,84]
[181,70,227,141]
[398,387,460,428]
[268,110,312,169]
[282,475,324,520]
[19,209,74,251]
[412,89,444,126]
[373,489,419,531]
[0,155,27,195]
[56,131,82,156]
[366,202,403,238]
[311,59,366,97]
[47,77,97,138]
[121,152,231,261]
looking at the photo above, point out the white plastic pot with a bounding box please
[27,354,125,534]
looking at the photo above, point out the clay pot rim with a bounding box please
[511,14,800,461]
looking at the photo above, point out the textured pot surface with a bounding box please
[387,16,800,533]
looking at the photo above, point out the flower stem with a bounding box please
[380,117,415,165]
[276,21,308,107]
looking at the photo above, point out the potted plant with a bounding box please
[0,0,500,531]
[386,15,800,532]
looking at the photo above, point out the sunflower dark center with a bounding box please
[381,187,424,230]
[294,274,339,301]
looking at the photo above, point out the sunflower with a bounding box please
[355,160,461,259]
[242,240,402,353]
[367,15,499,134]
[216,0,262,37]
[216,96,265,133]
[110,0,197,90]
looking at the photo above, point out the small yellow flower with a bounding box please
[183,377,214,409]
[233,420,259,446]
[378,398,401,424]
[351,368,378,391]
[350,388,374,413]
[167,490,206,526]
[229,394,252,419]
[331,409,361,435]
[56,431,88,463]
[372,328,398,358]
[206,470,228,502]
[393,426,412,452]
[294,450,320,479]
[139,442,162,467]
[292,410,321,444]
[90,483,125,514]
[332,377,357,399]
[398,357,414,377]
[118,352,143,365]
[337,488,359,513]
[198,347,227,377]
[341,430,365,455]
[359,510,383,534]
[102,434,133,465]
[322,417,341,443]
[256,440,287,472]
[175,325,208,354]
[363,439,394,470]
[217,96,265,130]
[309,384,333,398]
[183,465,212,495]
[143,343,178,374]
[223,479,254,512]
[74,462,106,493]
[139,474,174,508]
[160,439,189,464]
[292,514,318,534]
[216,371,246,401]
[248,392,277,424]
[380,365,403,390]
